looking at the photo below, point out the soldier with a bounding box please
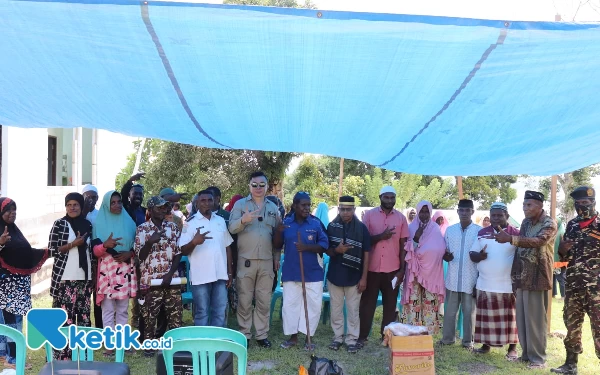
[552,186,600,374]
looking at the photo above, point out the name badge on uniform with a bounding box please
[308,235,314,241]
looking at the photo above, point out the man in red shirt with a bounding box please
[357,186,409,348]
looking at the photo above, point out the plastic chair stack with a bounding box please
[180,256,194,310]
[162,326,248,375]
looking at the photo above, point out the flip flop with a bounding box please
[347,344,359,354]
[103,350,115,358]
[304,343,316,351]
[280,340,297,349]
[505,350,518,361]
[328,341,342,351]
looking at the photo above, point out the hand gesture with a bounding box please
[443,250,454,262]
[72,232,88,247]
[241,208,262,224]
[414,221,427,242]
[113,251,133,263]
[192,228,212,246]
[148,229,165,245]
[380,226,396,241]
[295,231,309,252]
[335,240,352,254]
[276,221,290,233]
[493,226,512,244]
[160,273,173,288]
[104,232,123,249]
[129,172,145,182]
[226,274,233,289]
[0,227,11,246]
[479,244,488,260]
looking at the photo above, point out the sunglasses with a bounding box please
[250,182,267,188]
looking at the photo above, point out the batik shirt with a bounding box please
[562,216,600,290]
[134,220,181,286]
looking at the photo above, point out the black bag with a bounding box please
[309,355,344,375]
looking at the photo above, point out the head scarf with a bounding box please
[431,210,449,236]
[63,192,92,281]
[93,191,137,252]
[405,207,416,223]
[402,200,446,305]
[0,198,49,275]
[225,194,244,213]
[314,202,330,228]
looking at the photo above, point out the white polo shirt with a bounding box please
[179,212,233,285]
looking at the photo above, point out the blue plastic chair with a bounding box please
[163,338,247,375]
[0,324,27,375]
[45,326,125,363]
[181,256,194,310]
[164,326,247,348]
[269,253,284,325]
[320,254,332,324]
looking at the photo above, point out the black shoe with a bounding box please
[551,352,578,374]
[256,339,272,348]
[247,339,250,347]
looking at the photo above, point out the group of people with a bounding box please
[0,171,598,375]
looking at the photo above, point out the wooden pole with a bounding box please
[338,158,344,198]
[297,233,312,347]
[457,176,464,199]
[548,175,558,332]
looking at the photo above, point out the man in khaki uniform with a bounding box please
[229,171,281,348]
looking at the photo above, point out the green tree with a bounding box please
[538,165,600,220]
[462,176,518,210]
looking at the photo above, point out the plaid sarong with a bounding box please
[474,290,518,346]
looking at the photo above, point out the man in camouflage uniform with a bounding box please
[552,186,600,374]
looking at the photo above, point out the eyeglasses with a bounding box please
[250,182,267,188]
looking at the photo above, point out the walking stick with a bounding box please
[297,232,312,348]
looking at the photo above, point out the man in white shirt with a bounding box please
[179,190,234,327]
[440,199,481,349]
[82,184,99,225]
[469,202,519,360]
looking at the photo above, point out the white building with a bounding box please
[0,126,134,292]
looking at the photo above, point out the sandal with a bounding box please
[347,344,359,354]
[356,338,367,349]
[328,341,343,351]
[280,340,297,349]
[474,345,491,354]
[505,350,518,361]
[507,356,528,363]
[103,350,115,358]
[304,343,316,351]
[143,350,155,358]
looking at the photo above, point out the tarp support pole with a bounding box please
[548,174,558,332]
[457,176,464,199]
[338,158,344,198]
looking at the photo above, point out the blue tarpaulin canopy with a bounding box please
[1,0,600,176]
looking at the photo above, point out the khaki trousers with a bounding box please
[236,258,274,340]
[329,282,361,345]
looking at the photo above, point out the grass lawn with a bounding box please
[18,294,597,374]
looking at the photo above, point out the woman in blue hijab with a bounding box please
[91,191,137,357]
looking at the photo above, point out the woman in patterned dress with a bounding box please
[48,192,94,360]
[91,190,137,357]
[0,197,48,370]
[400,200,446,334]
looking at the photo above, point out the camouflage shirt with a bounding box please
[562,216,600,289]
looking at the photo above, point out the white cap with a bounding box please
[82,184,98,194]
[380,186,396,195]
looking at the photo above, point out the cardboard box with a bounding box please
[389,335,435,375]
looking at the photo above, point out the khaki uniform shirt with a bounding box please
[228,195,280,260]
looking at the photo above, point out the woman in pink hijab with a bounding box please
[432,210,450,236]
[400,201,446,334]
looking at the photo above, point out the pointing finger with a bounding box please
[205,236,213,240]
[114,237,123,241]
[202,231,211,236]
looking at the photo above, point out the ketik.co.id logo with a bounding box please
[26,308,156,351]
